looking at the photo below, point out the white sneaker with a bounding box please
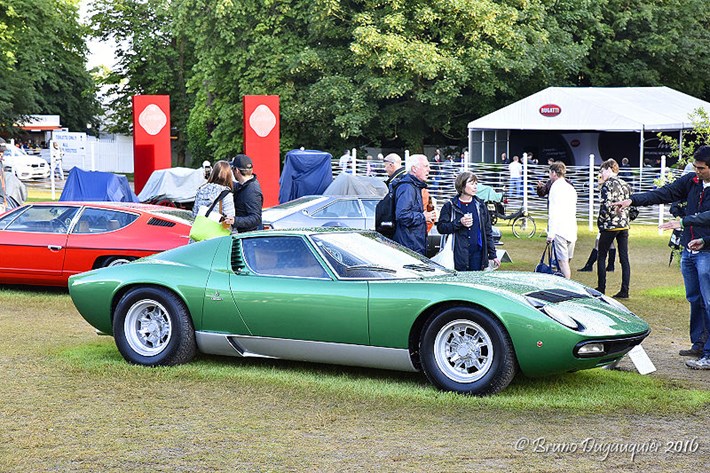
[685,356,710,370]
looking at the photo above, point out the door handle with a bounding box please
[48,245,63,251]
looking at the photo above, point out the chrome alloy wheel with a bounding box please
[124,299,172,357]
[433,319,493,383]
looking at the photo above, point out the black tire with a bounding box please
[512,215,536,238]
[112,287,196,366]
[419,307,517,395]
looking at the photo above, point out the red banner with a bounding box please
[132,95,171,194]
[243,95,280,207]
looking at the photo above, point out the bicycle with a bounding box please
[487,200,537,238]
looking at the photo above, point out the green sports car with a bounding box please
[68,229,650,395]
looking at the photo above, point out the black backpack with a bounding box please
[375,179,405,238]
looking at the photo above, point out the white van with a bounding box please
[1,145,50,180]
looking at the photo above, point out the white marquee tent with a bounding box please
[467,86,710,165]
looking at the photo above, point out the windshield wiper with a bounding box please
[345,264,397,273]
[402,263,436,272]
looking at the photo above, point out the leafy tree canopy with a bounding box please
[88,0,710,163]
[0,0,99,135]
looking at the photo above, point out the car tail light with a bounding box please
[262,223,273,230]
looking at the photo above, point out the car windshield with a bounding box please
[310,231,453,279]
[263,196,328,221]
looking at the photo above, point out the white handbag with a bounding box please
[431,233,455,269]
[431,204,456,269]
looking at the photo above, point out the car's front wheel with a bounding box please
[112,287,196,366]
[420,307,517,395]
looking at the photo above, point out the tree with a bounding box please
[90,0,194,164]
[578,0,710,102]
[175,0,593,158]
[90,0,710,163]
[0,0,99,135]
[659,108,710,171]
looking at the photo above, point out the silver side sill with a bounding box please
[195,331,417,373]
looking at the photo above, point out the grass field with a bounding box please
[0,221,708,471]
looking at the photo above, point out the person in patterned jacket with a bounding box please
[596,159,631,298]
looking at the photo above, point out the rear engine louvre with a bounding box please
[147,218,176,227]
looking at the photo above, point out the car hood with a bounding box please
[4,153,47,166]
[432,270,586,296]
[429,271,647,336]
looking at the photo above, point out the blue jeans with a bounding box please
[680,250,710,355]
[509,177,522,197]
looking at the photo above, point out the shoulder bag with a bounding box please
[431,202,456,270]
[534,242,564,277]
[189,189,232,242]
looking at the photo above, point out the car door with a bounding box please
[229,235,369,345]
[63,206,141,277]
[0,205,77,284]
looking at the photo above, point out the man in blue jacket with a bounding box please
[393,154,437,255]
[613,145,710,370]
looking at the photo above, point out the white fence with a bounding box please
[332,152,681,227]
[38,135,135,174]
[75,136,135,173]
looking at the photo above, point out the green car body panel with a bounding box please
[68,230,650,381]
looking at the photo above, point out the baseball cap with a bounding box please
[230,154,253,170]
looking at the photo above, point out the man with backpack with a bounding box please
[383,153,405,186]
[392,154,437,255]
[375,153,406,238]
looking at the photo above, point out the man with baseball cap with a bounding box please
[230,154,263,232]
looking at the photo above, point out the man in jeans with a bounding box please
[613,145,710,370]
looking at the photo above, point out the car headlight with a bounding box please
[586,287,634,315]
[542,304,580,330]
[525,296,580,330]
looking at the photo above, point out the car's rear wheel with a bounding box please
[420,307,517,395]
[112,287,196,366]
[103,256,135,267]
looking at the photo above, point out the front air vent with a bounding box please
[526,289,587,304]
[147,218,176,227]
[231,238,245,274]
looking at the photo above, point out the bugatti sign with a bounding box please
[539,104,562,117]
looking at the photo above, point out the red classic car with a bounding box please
[0,202,193,286]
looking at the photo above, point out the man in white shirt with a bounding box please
[546,161,577,278]
[338,150,351,173]
[50,141,64,181]
[508,155,523,197]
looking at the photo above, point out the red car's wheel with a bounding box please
[103,256,135,267]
